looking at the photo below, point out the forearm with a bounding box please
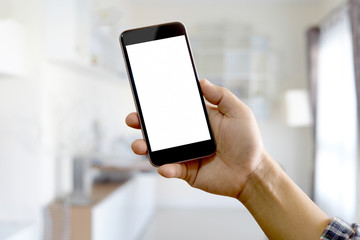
[238,152,330,240]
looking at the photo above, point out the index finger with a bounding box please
[200,79,250,118]
[125,112,141,129]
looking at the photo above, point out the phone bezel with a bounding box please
[120,22,216,167]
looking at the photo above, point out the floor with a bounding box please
[139,208,267,240]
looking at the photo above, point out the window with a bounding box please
[315,8,357,222]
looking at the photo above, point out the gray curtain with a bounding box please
[349,0,360,122]
[306,27,320,200]
[308,0,359,218]
[348,0,360,219]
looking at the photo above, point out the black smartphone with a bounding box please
[120,22,216,167]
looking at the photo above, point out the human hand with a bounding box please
[126,79,266,199]
[127,79,331,239]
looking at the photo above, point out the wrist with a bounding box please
[236,151,330,240]
[236,151,276,204]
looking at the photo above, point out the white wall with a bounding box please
[0,0,139,233]
[0,0,44,229]
[0,78,42,221]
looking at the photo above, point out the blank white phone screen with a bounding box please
[127,35,211,151]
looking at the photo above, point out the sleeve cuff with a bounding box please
[320,217,357,240]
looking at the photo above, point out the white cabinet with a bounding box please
[91,174,156,240]
[49,173,156,240]
[0,222,38,240]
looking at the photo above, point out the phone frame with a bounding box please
[120,22,216,167]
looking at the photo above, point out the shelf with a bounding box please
[45,60,127,82]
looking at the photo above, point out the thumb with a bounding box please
[158,163,187,179]
[200,79,248,117]
[158,161,200,186]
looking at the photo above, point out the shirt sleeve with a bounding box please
[321,217,360,240]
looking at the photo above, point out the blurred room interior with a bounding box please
[0,0,359,239]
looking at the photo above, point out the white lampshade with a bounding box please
[284,89,312,127]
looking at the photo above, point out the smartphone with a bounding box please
[120,22,216,167]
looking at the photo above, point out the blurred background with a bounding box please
[0,0,359,239]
